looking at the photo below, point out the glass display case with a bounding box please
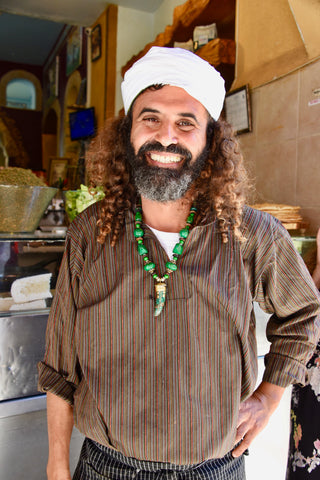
[0,231,65,402]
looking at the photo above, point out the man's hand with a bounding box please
[232,381,285,457]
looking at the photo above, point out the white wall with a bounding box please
[115,0,186,113]
[152,0,186,37]
[116,6,153,114]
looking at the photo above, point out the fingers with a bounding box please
[232,440,250,458]
[233,422,255,457]
[232,422,259,457]
[234,423,247,445]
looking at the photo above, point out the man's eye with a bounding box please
[143,117,159,123]
[177,120,194,129]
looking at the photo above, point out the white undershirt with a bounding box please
[148,226,179,260]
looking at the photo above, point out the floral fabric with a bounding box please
[287,342,320,478]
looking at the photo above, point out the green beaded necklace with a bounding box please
[134,200,197,317]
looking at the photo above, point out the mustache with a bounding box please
[137,141,192,162]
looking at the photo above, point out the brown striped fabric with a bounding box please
[38,203,320,465]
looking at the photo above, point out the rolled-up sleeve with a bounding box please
[38,225,83,405]
[252,216,320,387]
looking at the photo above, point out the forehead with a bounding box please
[131,85,209,120]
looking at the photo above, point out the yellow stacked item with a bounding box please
[252,203,304,230]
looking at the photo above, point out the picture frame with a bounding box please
[224,85,252,135]
[91,24,101,61]
[46,56,59,103]
[66,27,82,76]
[48,157,70,187]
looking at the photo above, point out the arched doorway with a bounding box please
[0,69,42,110]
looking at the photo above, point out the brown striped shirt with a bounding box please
[38,203,320,464]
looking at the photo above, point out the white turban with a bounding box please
[121,46,225,121]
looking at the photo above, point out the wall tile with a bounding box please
[299,207,320,235]
[299,60,320,138]
[253,139,297,204]
[256,72,299,144]
[296,134,320,207]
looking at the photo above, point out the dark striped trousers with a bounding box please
[73,438,246,480]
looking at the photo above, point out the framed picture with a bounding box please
[224,85,252,135]
[46,56,59,103]
[91,24,101,61]
[48,157,70,187]
[66,27,82,76]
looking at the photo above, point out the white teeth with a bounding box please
[150,153,182,164]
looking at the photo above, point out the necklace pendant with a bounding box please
[154,282,167,317]
[135,198,197,318]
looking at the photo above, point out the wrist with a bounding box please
[253,381,285,413]
[47,463,71,480]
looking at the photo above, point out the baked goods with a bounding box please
[0,273,53,312]
[252,203,303,229]
[10,299,47,311]
[10,273,52,304]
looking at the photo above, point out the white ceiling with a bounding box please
[0,0,164,24]
[0,0,163,66]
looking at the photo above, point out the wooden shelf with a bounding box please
[195,38,235,66]
[121,0,235,78]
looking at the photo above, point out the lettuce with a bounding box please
[64,184,105,222]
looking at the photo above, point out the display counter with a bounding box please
[0,231,65,403]
[0,231,85,480]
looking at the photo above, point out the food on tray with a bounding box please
[0,167,46,186]
[0,297,14,311]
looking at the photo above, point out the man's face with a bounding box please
[128,85,210,202]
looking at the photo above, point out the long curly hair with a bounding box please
[86,112,248,246]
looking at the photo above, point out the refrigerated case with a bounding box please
[0,232,83,480]
[0,232,65,402]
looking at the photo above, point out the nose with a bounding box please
[155,121,178,146]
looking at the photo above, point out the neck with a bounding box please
[140,196,192,233]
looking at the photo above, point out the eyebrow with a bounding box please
[137,107,200,125]
[137,107,159,117]
[179,112,199,124]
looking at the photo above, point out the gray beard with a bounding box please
[133,167,195,202]
[128,142,209,202]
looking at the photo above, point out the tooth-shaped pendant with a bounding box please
[154,282,167,317]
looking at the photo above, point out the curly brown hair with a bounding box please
[86,112,248,245]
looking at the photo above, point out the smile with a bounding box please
[149,152,183,164]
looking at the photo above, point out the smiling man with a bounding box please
[38,47,320,480]
[128,85,209,204]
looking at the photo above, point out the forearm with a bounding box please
[46,392,74,480]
